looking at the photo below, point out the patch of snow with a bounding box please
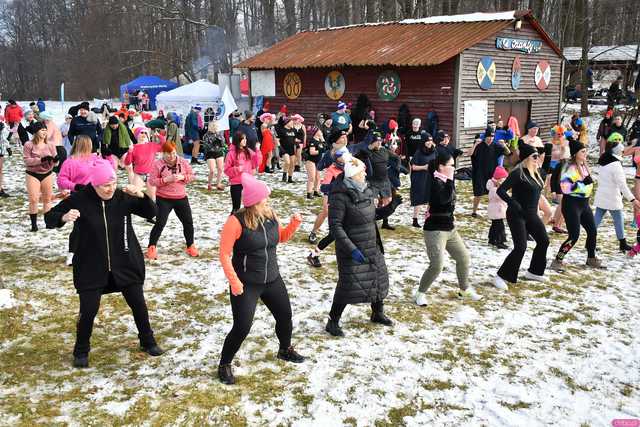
[0,289,16,309]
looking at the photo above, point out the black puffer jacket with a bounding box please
[45,186,157,293]
[329,175,389,304]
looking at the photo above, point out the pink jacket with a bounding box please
[487,179,507,220]
[148,157,194,199]
[57,154,116,190]
[224,144,261,185]
[23,140,57,174]
[124,142,162,175]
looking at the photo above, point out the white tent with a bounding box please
[156,80,221,115]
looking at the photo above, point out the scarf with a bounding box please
[344,177,367,193]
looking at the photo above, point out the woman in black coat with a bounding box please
[410,133,436,227]
[326,156,401,337]
[44,157,164,368]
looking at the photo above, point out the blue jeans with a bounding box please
[594,207,625,240]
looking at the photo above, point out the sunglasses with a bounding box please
[531,153,540,159]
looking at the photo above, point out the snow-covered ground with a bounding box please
[0,102,639,426]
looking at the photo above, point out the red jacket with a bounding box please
[5,104,23,123]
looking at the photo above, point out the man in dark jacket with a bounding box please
[326,157,401,337]
[102,115,133,159]
[238,111,259,151]
[69,102,102,152]
[44,158,163,368]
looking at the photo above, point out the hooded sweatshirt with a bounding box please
[223,144,261,185]
[148,157,194,199]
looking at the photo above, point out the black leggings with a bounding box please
[488,219,506,244]
[317,232,335,251]
[220,275,292,365]
[74,280,154,356]
[149,196,194,247]
[230,184,242,213]
[329,300,385,322]
[556,196,596,260]
[497,209,549,283]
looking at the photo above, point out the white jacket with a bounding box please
[594,158,635,210]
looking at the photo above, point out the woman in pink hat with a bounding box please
[45,157,164,368]
[124,126,162,200]
[217,172,305,385]
[223,131,261,213]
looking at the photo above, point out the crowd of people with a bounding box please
[1,93,639,385]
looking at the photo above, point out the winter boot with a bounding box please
[381,218,395,230]
[29,214,38,232]
[185,245,199,257]
[619,239,633,252]
[550,259,565,272]
[370,309,393,326]
[412,218,420,228]
[325,319,344,337]
[282,172,287,182]
[140,344,165,356]
[288,176,294,183]
[218,364,235,385]
[586,257,605,269]
[73,354,89,368]
[277,346,305,363]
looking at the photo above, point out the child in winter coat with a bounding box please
[487,166,509,249]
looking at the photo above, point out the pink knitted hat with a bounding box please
[259,112,274,122]
[89,157,117,186]
[133,126,150,141]
[241,173,270,207]
[492,166,508,180]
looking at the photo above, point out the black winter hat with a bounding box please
[79,101,90,111]
[525,121,538,131]
[484,128,494,138]
[434,130,446,144]
[518,142,536,161]
[569,138,585,157]
[30,121,47,133]
[108,116,119,125]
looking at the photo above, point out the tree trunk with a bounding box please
[580,2,590,117]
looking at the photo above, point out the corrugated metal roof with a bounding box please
[237,20,513,69]
[563,44,639,64]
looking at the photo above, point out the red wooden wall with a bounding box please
[259,60,456,142]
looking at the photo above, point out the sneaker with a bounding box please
[73,354,89,368]
[307,253,321,268]
[277,346,305,363]
[628,244,640,258]
[523,271,546,282]
[140,344,165,356]
[586,257,605,269]
[458,287,482,301]
[494,275,509,291]
[415,291,428,306]
[550,259,565,272]
[146,245,157,260]
[185,245,199,257]
[66,252,74,266]
[325,319,344,337]
[308,232,317,244]
[218,364,235,385]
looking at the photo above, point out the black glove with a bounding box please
[74,184,86,192]
[583,175,593,185]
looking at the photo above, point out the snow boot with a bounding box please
[325,319,344,337]
[218,364,235,385]
[586,257,605,269]
[277,346,305,363]
[29,214,38,232]
[73,354,89,368]
[381,218,395,230]
[370,310,393,326]
[619,239,633,252]
[550,259,565,272]
[282,172,287,182]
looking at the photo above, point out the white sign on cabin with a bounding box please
[250,70,276,97]
[463,100,488,128]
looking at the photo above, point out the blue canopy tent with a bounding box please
[119,76,178,110]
